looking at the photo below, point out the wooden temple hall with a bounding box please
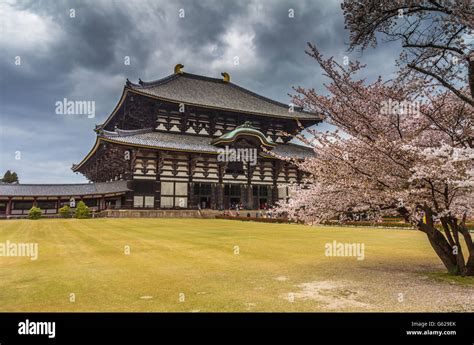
[0,65,322,217]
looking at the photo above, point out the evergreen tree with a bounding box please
[1,170,19,183]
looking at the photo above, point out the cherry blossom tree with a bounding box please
[274,43,473,276]
[342,0,473,105]
[276,0,473,276]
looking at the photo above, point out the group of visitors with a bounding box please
[230,202,244,216]
[221,202,274,219]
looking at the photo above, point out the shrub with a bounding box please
[74,201,91,219]
[58,205,72,218]
[28,206,42,220]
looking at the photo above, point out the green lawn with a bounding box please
[0,218,473,312]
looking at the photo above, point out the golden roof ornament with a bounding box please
[174,64,184,74]
[221,72,230,83]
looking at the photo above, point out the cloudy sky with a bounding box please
[0,0,399,183]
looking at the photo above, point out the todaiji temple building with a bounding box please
[0,65,322,217]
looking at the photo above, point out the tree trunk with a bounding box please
[466,255,474,276]
[458,219,474,276]
[419,217,474,276]
[422,226,459,275]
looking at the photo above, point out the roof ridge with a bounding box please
[131,72,226,88]
[133,72,294,110]
[128,74,179,88]
[180,72,226,83]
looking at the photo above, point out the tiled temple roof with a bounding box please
[127,72,322,120]
[0,180,130,197]
[100,129,314,159]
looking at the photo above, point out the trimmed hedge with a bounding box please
[59,205,72,218]
[28,207,42,220]
[74,201,91,219]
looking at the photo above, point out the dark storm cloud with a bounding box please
[0,0,400,183]
[246,1,346,96]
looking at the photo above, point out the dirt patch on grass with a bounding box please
[285,269,474,312]
[283,280,371,311]
[357,267,474,312]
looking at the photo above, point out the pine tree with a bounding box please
[1,170,19,183]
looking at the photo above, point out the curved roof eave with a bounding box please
[100,86,130,129]
[72,136,222,173]
[72,136,102,172]
[129,87,321,120]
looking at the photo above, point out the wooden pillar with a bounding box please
[154,181,161,209]
[246,162,252,209]
[188,154,196,209]
[246,185,253,210]
[210,183,217,209]
[217,184,224,210]
[246,162,256,209]
[56,197,61,213]
[267,185,273,207]
[217,161,226,210]
[240,185,247,209]
[189,182,195,209]
[6,197,12,216]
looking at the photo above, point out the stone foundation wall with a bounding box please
[99,209,203,218]
[99,209,276,219]
[2,209,268,219]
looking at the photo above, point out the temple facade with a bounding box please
[0,65,321,217]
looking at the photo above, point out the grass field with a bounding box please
[0,218,473,312]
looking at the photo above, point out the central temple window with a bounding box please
[133,195,154,208]
[160,181,188,208]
